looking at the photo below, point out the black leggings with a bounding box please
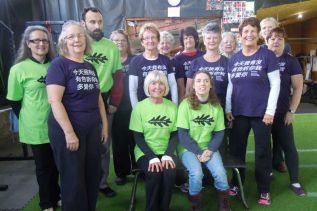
[230,116,272,194]
[272,113,299,183]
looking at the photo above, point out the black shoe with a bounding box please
[0,184,8,191]
[115,177,126,186]
[99,187,116,197]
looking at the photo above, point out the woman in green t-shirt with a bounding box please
[129,70,178,211]
[6,25,60,211]
[177,70,230,210]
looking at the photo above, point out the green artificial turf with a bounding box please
[23,114,317,211]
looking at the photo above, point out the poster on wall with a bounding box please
[223,1,255,24]
[206,0,224,11]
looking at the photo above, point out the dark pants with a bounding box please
[272,114,299,183]
[48,117,101,211]
[137,155,176,211]
[31,143,60,210]
[272,140,285,167]
[230,116,272,193]
[112,109,136,177]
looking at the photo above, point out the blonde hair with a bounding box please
[57,20,92,56]
[139,22,160,42]
[260,17,279,29]
[144,70,169,97]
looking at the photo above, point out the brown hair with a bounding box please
[239,17,260,35]
[266,27,287,42]
[188,70,220,110]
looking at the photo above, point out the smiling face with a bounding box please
[221,35,236,55]
[148,80,166,99]
[203,31,221,52]
[158,39,173,56]
[260,20,276,40]
[111,33,128,54]
[267,32,285,56]
[27,30,49,59]
[141,30,159,52]
[183,35,196,52]
[193,72,212,98]
[241,24,259,48]
[64,25,86,57]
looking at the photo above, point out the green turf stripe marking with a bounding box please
[307,192,317,197]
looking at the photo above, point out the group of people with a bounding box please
[5,5,305,211]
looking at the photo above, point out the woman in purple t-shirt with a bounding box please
[267,27,306,196]
[46,21,108,211]
[225,17,280,205]
[128,23,178,107]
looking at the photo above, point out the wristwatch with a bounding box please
[288,109,295,114]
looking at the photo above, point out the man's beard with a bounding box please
[88,29,104,41]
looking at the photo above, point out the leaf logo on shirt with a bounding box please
[37,75,46,84]
[85,53,108,64]
[148,115,172,127]
[192,114,214,126]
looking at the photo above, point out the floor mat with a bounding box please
[0,160,37,210]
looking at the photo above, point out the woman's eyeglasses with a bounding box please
[28,39,49,44]
[65,33,85,40]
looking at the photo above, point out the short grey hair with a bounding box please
[160,31,175,44]
[144,70,169,97]
[221,32,237,45]
[260,17,279,29]
[57,20,92,56]
[202,22,221,36]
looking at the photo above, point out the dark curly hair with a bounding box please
[188,70,220,110]
[179,26,199,49]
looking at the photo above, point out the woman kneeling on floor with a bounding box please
[129,70,178,211]
[177,70,230,211]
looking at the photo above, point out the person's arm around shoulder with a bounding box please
[47,85,79,151]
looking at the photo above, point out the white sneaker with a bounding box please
[43,208,54,211]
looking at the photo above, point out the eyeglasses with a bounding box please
[28,39,49,44]
[142,36,158,41]
[112,39,127,43]
[65,33,85,40]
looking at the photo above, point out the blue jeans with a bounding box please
[181,151,229,195]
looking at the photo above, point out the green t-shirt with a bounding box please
[6,59,50,145]
[177,98,225,155]
[129,98,177,161]
[85,38,122,93]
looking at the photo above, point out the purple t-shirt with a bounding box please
[128,54,173,101]
[46,56,101,129]
[228,47,279,117]
[120,55,135,110]
[173,50,204,80]
[186,55,228,107]
[276,53,302,114]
